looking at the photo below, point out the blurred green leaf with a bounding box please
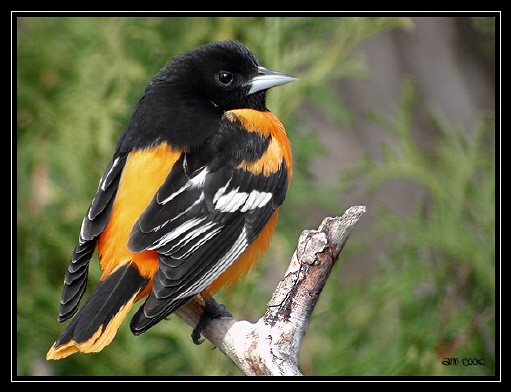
[319,80,495,376]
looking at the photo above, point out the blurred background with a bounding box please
[16,16,496,377]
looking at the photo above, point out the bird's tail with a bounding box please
[46,263,149,360]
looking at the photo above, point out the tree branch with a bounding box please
[175,205,366,376]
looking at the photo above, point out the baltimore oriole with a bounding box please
[46,40,297,360]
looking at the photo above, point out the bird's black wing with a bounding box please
[128,147,288,334]
[58,153,128,322]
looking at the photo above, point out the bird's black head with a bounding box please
[119,41,297,151]
[154,40,297,111]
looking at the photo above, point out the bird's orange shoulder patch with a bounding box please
[97,142,183,281]
[225,109,292,179]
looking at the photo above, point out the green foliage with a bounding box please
[17,16,494,377]
[312,80,495,376]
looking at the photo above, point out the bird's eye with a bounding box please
[217,71,233,85]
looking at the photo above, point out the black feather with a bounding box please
[55,264,149,346]
[58,154,127,322]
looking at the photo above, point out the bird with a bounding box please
[46,40,297,360]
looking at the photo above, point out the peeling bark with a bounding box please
[175,206,366,376]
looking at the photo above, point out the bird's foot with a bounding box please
[191,297,232,345]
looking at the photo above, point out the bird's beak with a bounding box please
[247,66,298,95]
